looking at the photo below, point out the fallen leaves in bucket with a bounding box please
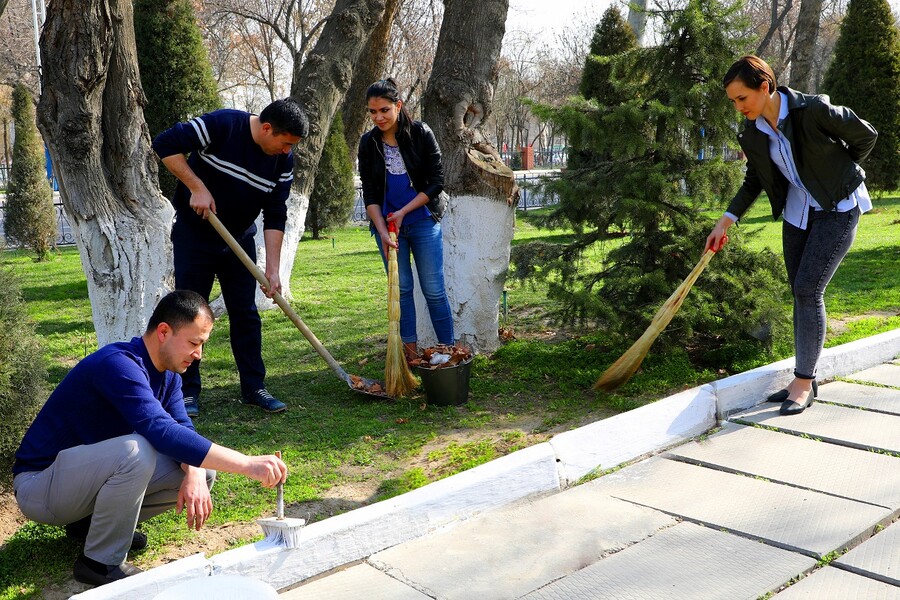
[410,344,473,370]
[349,375,384,395]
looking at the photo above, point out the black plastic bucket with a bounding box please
[416,358,473,406]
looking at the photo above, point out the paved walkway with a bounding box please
[281,361,900,599]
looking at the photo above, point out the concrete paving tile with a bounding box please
[847,364,900,388]
[772,566,900,599]
[521,522,816,600]
[835,521,900,586]
[279,563,429,600]
[819,381,900,415]
[590,458,891,558]
[367,488,675,600]
[733,402,900,454]
[669,422,900,509]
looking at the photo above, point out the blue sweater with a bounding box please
[13,337,212,475]
[152,109,294,243]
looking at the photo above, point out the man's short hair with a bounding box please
[260,98,310,138]
[146,290,214,333]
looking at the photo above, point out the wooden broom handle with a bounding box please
[205,212,349,382]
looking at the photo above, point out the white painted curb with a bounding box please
[714,327,900,418]
[70,553,209,600]
[72,329,900,598]
[73,443,559,598]
[551,384,717,486]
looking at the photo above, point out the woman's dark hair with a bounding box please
[723,55,777,92]
[366,77,413,136]
[146,290,214,333]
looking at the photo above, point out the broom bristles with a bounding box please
[594,250,715,391]
[385,231,418,397]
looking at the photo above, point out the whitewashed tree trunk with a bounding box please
[420,0,517,354]
[37,0,173,346]
[627,0,648,46]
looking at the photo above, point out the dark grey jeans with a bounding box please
[782,207,859,380]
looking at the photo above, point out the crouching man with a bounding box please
[11,290,287,587]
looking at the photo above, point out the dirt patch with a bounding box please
[0,493,26,543]
[829,311,899,336]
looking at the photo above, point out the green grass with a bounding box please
[2,192,898,596]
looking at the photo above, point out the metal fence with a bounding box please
[350,170,561,222]
[0,193,76,248]
[0,170,561,249]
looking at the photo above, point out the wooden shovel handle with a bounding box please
[205,212,349,383]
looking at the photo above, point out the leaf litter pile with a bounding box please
[408,344,473,370]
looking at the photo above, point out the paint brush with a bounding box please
[257,451,305,549]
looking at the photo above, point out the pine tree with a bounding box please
[134,0,220,198]
[306,112,356,239]
[822,0,900,193]
[579,6,637,104]
[513,0,791,367]
[4,84,55,261]
[0,268,46,490]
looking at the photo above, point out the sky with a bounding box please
[505,0,616,39]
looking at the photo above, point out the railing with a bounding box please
[0,170,562,249]
[0,194,76,248]
[350,170,561,222]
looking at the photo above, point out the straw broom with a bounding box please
[594,249,716,392]
[385,217,418,397]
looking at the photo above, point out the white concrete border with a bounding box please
[714,327,900,418]
[72,329,900,598]
[550,384,717,486]
[71,553,209,599]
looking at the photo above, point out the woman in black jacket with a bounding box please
[706,55,877,416]
[358,78,454,362]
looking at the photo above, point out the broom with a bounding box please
[385,216,418,397]
[594,248,716,391]
[257,451,306,549]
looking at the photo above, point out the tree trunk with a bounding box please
[37,0,173,347]
[419,0,517,353]
[341,0,401,158]
[247,0,386,309]
[788,0,822,91]
[627,0,648,46]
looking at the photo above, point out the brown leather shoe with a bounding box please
[403,342,419,366]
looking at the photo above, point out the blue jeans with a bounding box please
[782,207,859,379]
[375,218,455,345]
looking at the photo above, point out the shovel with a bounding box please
[206,212,388,399]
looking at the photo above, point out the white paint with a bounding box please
[252,189,309,310]
[70,553,210,600]
[74,200,174,347]
[551,385,718,486]
[413,194,516,353]
[714,327,900,418]
[210,442,559,591]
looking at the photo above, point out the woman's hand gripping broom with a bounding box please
[594,247,718,392]
[385,217,419,397]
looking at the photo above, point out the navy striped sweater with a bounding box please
[153,109,294,241]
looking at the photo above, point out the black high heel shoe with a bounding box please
[767,380,817,403]
[779,381,818,416]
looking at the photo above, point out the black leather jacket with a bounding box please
[358,117,444,209]
[727,86,878,220]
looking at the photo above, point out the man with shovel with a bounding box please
[153,98,309,416]
[12,290,288,587]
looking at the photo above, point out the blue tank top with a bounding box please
[383,142,431,224]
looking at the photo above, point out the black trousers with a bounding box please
[173,224,265,398]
